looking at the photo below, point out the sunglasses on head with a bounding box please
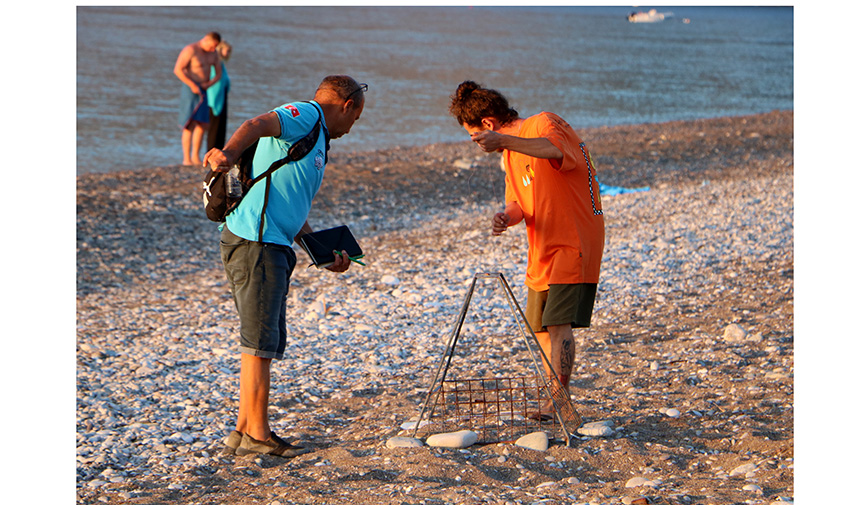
[345,83,368,103]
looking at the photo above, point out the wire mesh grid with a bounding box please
[416,375,566,444]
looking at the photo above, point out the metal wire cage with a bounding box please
[412,272,582,445]
[415,376,563,444]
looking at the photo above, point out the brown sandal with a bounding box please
[236,432,311,458]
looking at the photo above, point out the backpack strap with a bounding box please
[254,101,328,242]
[248,118,322,186]
[258,176,272,242]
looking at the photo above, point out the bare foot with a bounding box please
[528,398,554,421]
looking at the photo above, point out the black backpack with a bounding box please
[203,102,329,241]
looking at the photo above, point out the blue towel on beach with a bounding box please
[599,182,650,196]
[178,85,209,128]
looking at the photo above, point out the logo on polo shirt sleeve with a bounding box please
[284,104,301,117]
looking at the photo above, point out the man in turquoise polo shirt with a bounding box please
[203,75,366,457]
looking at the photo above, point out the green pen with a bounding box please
[336,251,365,266]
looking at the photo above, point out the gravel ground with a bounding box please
[76,110,794,505]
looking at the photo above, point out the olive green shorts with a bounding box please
[525,283,597,332]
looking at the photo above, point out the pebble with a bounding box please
[583,419,614,428]
[730,462,757,477]
[622,497,650,505]
[399,420,432,431]
[453,158,475,170]
[386,436,424,449]
[625,476,660,488]
[425,430,478,448]
[625,477,649,488]
[380,274,400,286]
[515,431,549,451]
[577,423,614,437]
[722,323,747,342]
[743,483,763,494]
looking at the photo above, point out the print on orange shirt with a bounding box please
[522,164,535,187]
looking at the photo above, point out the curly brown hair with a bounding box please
[448,80,519,128]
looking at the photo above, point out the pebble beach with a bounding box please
[76,110,794,504]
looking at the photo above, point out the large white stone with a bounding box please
[515,431,549,451]
[425,430,478,448]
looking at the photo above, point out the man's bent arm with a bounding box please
[173,46,200,93]
[504,201,524,226]
[500,135,563,160]
[472,130,562,160]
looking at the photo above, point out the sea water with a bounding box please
[76,5,792,175]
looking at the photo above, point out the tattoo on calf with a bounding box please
[560,339,573,375]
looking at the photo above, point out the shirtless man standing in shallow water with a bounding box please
[174,32,222,166]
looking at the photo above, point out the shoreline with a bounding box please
[76,109,793,181]
[76,110,794,504]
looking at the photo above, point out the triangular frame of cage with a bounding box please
[412,272,582,446]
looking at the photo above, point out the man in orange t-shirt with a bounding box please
[449,81,605,415]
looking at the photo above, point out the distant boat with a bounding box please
[627,9,674,23]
